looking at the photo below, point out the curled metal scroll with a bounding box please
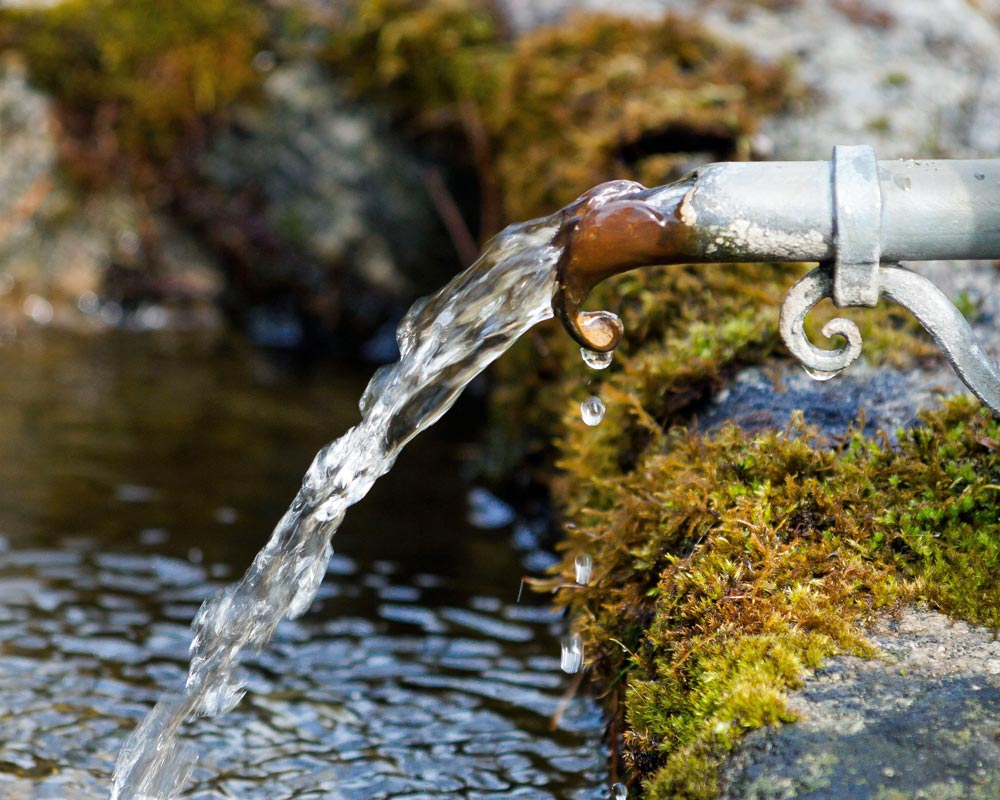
[780,263,1000,416]
[778,266,863,380]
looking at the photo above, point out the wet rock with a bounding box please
[698,361,959,440]
[719,607,1000,800]
[190,60,447,344]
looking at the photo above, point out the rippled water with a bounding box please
[0,330,605,799]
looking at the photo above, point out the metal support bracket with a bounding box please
[780,146,1000,413]
[831,144,882,308]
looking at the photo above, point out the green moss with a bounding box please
[0,0,264,185]
[868,114,891,132]
[548,396,1000,798]
[324,0,501,113]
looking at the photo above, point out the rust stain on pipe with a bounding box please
[554,181,697,352]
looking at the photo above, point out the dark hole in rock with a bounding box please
[616,124,737,168]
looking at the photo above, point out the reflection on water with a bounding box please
[0,330,605,799]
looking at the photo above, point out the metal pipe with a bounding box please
[553,146,1000,415]
[640,157,1000,263]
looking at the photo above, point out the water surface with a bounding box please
[0,329,605,798]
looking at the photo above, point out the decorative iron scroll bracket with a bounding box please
[779,262,1000,414]
[779,145,1000,414]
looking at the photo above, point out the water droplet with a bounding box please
[581,395,606,426]
[574,553,593,585]
[560,633,584,674]
[802,365,842,383]
[611,782,628,799]
[581,347,614,369]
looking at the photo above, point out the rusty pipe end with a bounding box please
[553,300,624,353]
[553,179,694,352]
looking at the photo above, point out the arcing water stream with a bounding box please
[109,209,571,798]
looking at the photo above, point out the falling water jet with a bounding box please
[109,199,600,799]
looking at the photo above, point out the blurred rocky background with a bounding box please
[0,0,454,351]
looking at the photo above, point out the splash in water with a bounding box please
[109,211,568,798]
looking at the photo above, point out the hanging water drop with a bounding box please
[560,633,584,674]
[611,782,628,799]
[801,365,842,383]
[581,395,606,426]
[581,347,614,370]
[574,553,593,585]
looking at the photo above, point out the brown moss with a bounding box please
[491,14,792,222]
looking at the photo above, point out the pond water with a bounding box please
[0,329,606,799]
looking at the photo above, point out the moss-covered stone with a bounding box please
[547,395,1000,798]
[326,1,793,233]
[0,0,264,187]
[312,9,994,789]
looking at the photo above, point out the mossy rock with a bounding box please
[0,0,264,187]
[548,396,1000,798]
[325,0,794,234]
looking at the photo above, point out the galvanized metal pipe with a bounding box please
[642,157,1000,264]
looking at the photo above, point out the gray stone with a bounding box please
[719,607,1000,800]
[501,0,1000,160]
